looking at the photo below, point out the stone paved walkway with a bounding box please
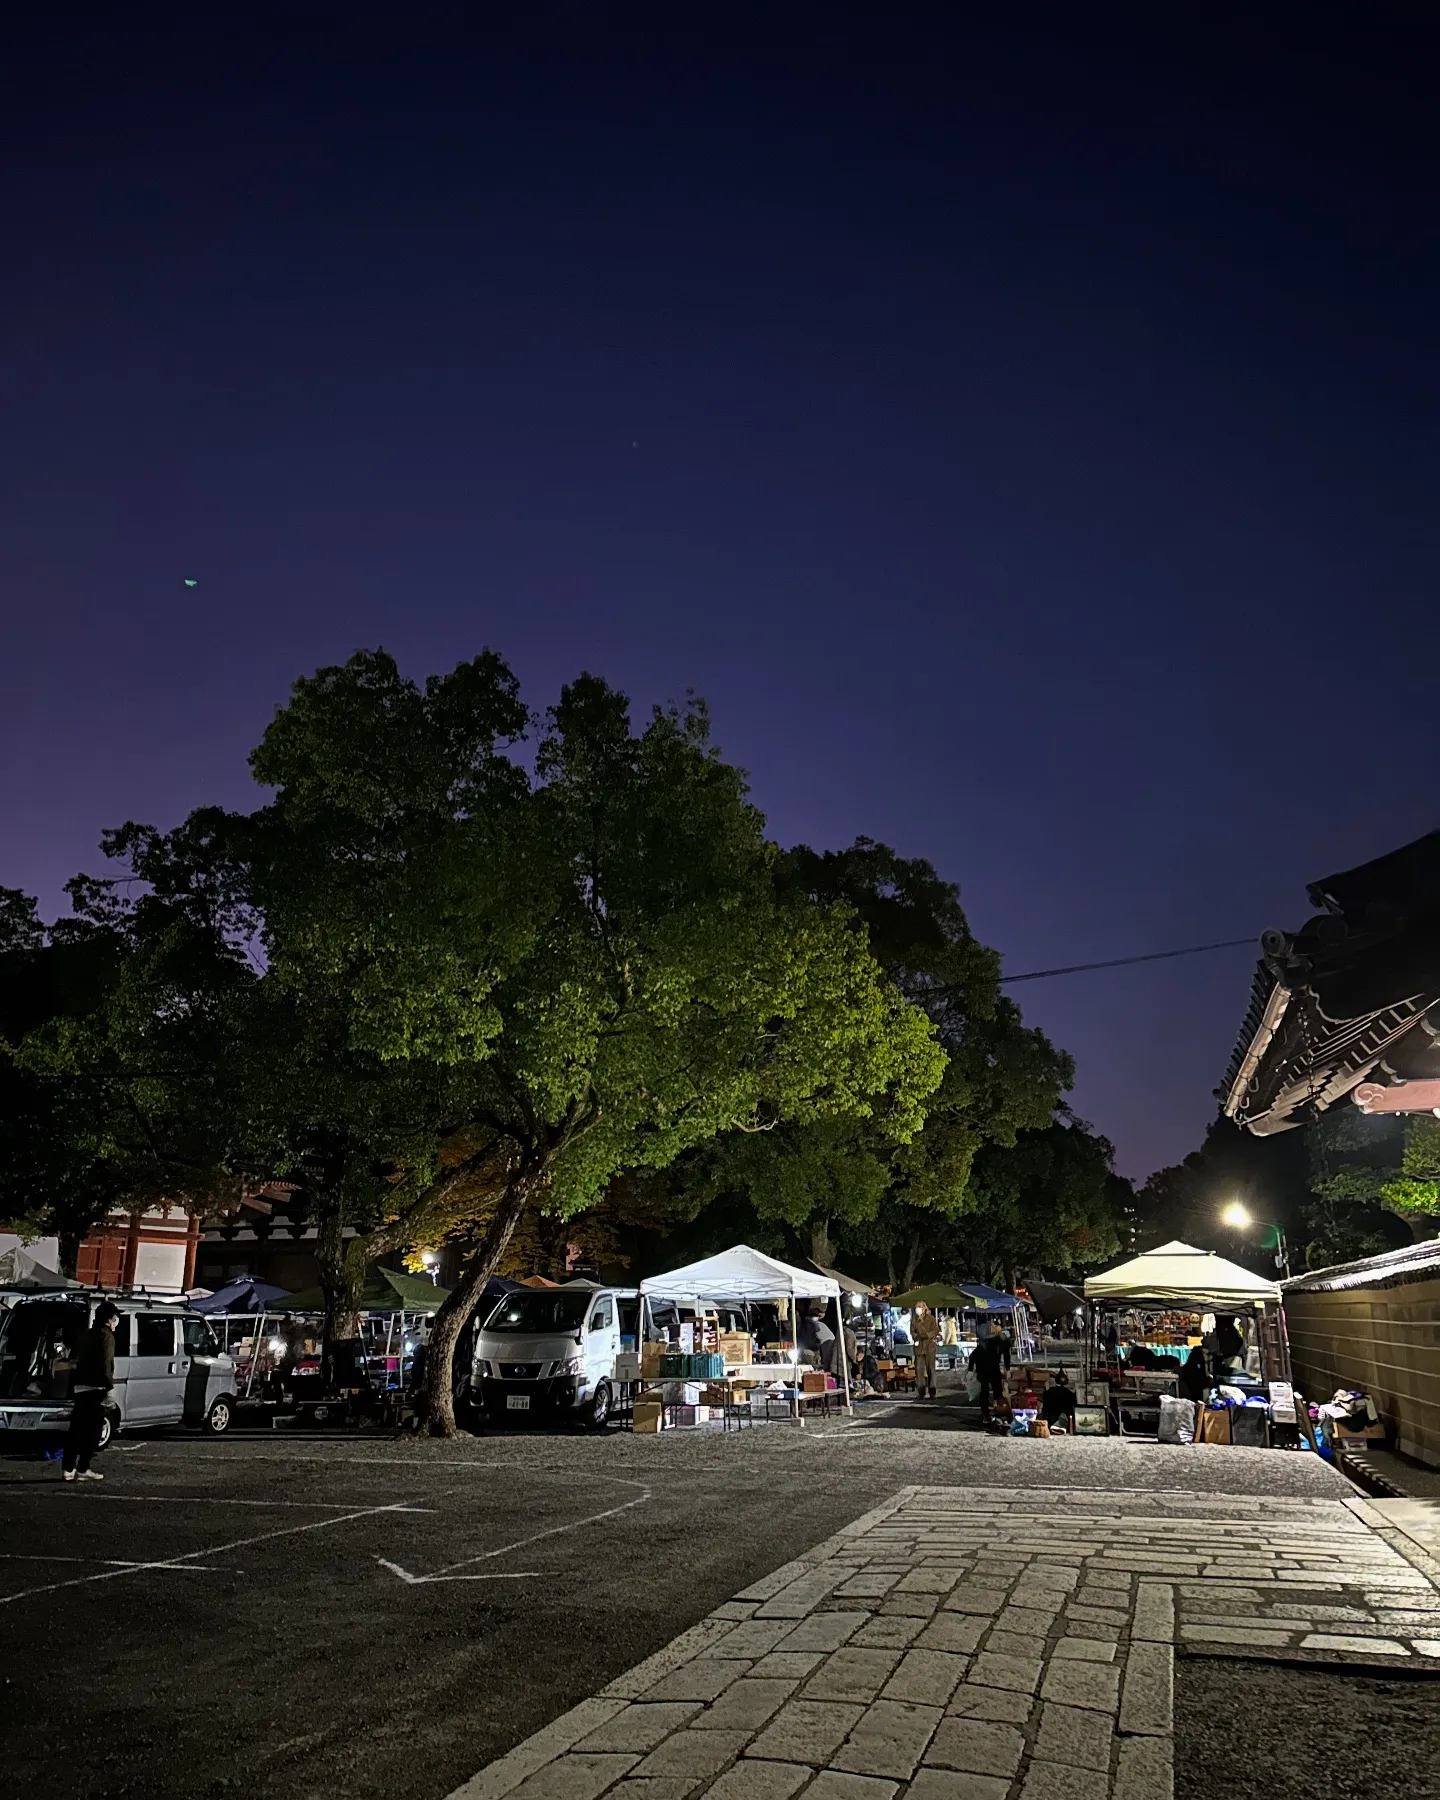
[449,1485,1440,1800]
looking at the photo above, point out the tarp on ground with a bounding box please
[1085,1240,1281,1307]
[0,1244,78,1290]
[271,1266,453,1314]
[190,1276,292,1314]
[640,1245,839,1303]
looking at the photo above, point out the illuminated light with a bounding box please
[1221,1202,1252,1231]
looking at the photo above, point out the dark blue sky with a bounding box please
[2,9,1436,1179]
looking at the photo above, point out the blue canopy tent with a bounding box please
[191,1276,292,1315]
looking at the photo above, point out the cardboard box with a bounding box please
[801,1371,827,1394]
[662,1381,702,1404]
[701,1384,731,1407]
[612,1352,642,1382]
[640,1342,666,1379]
[632,1397,663,1433]
[718,1332,753,1366]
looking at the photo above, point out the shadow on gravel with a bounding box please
[1178,1656,1440,1800]
[855,1398,982,1432]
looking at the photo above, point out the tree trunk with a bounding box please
[902,1229,923,1292]
[424,1161,548,1437]
[315,1210,368,1387]
[809,1216,835,1269]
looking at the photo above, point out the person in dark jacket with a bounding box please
[63,1301,119,1482]
[969,1325,1011,1421]
[1178,1346,1208,1404]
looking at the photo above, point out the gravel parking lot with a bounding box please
[0,1407,1363,1800]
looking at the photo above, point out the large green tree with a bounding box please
[681,840,1071,1268]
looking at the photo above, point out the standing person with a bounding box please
[969,1323,1011,1423]
[911,1301,940,1399]
[62,1301,119,1483]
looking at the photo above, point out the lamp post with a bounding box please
[1220,1201,1289,1278]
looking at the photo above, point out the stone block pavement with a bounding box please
[448,1485,1440,1800]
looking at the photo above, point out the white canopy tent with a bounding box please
[1085,1240,1281,1308]
[640,1246,849,1412]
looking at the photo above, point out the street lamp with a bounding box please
[1219,1200,1289,1278]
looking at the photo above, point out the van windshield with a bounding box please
[482,1293,590,1335]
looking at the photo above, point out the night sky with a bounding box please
[2,10,1436,1180]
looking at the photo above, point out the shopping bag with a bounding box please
[1157,1395,1196,1444]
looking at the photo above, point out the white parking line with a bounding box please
[0,1501,423,1608]
[376,1485,651,1584]
[1,1489,435,1510]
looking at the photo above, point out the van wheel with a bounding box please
[204,1395,235,1434]
[96,1410,117,1453]
[586,1380,612,1430]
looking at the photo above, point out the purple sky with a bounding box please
[2,12,1436,1180]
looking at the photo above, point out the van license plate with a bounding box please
[506,1395,530,1410]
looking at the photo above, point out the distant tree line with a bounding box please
[0,649,1128,1430]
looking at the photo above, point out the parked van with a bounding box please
[470,1285,638,1428]
[0,1292,239,1450]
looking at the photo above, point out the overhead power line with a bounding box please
[999,936,1256,985]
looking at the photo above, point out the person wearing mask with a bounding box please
[910,1301,940,1400]
[63,1301,119,1483]
[969,1324,1011,1422]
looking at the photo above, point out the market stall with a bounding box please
[637,1245,849,1427]
[890,1280,1036,1365]
[1084,1240,1292,1444]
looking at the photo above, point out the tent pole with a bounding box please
[836,1291,851,1414]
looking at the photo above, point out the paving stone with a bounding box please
[749,1654,826,1683]
[1180,1625,1297,1649]
[712,1603,761,1621]
[1132,1584,1175,1644]
[1040,1658,1121,1713]
[804,1775,899,1800]
[880,1649,967,1707]
[782,1614,870,1653]
[942,1588,1011,1617]
[945,1684,1034,1724]
[1084,1568,1133,1591]
[831,1699,943,1779]
[1034,1700,1115,1772]
[696,1681,799,1733]
[630,1730,750,1782]
[1299,1634,1411,1655]
[880,1593,941,1618]
[576,1705,704,1753]
[746,1701,865,1765]
[643,1663,752,1703]
[1006,1587,1065,1617]
[923,1717,1024,1778]
[916,1615,986,1656]
[967,1652,1043,1695]
[1119,1643,1173,1737]
[992,1606,1054,1638]
[705,1763,812,1800]
[897,1567,964,1594]
[510,1754,640,1800]
[835,1571,903,1599]
[1051,1637,1116,1663]
[906,1773,1010,1800]
[1113,1734,1174,1800]
[758,1570,847,1619]
[1066,1603,1131,1626]
[1413,1641,1440,1657]
[853,1617,927,1650]
[804,1650,903,1703]
[1019,1565,1080,1592]
[1020,1759,1109,1800]
[712,1623,801,1660]
[1065,1619,1122,1644]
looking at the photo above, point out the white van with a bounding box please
[470,1285,638,1428]
[0,1292,239,1450]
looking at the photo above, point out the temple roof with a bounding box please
[1220,831,1440,1135]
